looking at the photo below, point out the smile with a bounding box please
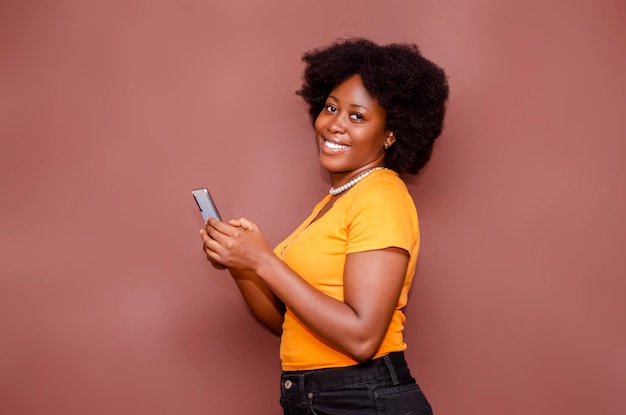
[324,140,350,150]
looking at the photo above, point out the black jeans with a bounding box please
[280,352,432,415]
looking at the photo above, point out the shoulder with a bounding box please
[342,169,419,252]
[342,169,417,220]
[349,169,413,206]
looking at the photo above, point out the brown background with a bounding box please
[1,1,625,414]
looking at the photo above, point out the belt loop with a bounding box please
[383,354,399,385]
[298,374,307,404]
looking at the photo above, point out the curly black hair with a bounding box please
[297,38,449,175]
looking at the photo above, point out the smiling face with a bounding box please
[315,75,394,187]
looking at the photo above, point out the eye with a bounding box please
[349,113,364,121]
[324,104,337,113]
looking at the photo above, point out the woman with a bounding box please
[200,38,448,415]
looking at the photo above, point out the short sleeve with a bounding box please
[344,175,418,255]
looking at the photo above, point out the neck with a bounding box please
[330,160,386,188]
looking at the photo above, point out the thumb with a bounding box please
[238,216,256,231]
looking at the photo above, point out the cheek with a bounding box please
[314,115,324,133]
[361,133,386,151]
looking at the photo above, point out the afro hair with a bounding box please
[297,38,449,175]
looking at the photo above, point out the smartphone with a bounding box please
[192,188,222,221]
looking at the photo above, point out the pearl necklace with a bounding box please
[329,167,385,196]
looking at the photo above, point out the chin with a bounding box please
[319,158,342,173]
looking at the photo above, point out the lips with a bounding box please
[323,139,350,150]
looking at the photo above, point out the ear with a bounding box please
[384,131,396,149]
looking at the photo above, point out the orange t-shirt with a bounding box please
[274,169,420,371]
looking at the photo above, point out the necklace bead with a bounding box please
[328,167,385,196]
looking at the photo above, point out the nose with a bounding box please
[325,112,346,134]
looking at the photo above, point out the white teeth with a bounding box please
[324,140,349,150]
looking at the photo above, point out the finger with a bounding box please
[204,221,230,245]
[238,217,257,231]
[201,229,224,258]
[206,217,222,231]
[200,228,210,242]
[207,218,240,239]
[202,237,226,265]
[200,228,221,245]
[211,260,228,270]
[206,250,227,269]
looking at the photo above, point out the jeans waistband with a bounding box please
[281,351,408,391]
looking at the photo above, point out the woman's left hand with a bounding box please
[201,217,273,272]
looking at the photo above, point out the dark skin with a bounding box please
[200,75,408,362]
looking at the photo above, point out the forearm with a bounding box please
[230,268,285,336]
[203,217,401,357]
